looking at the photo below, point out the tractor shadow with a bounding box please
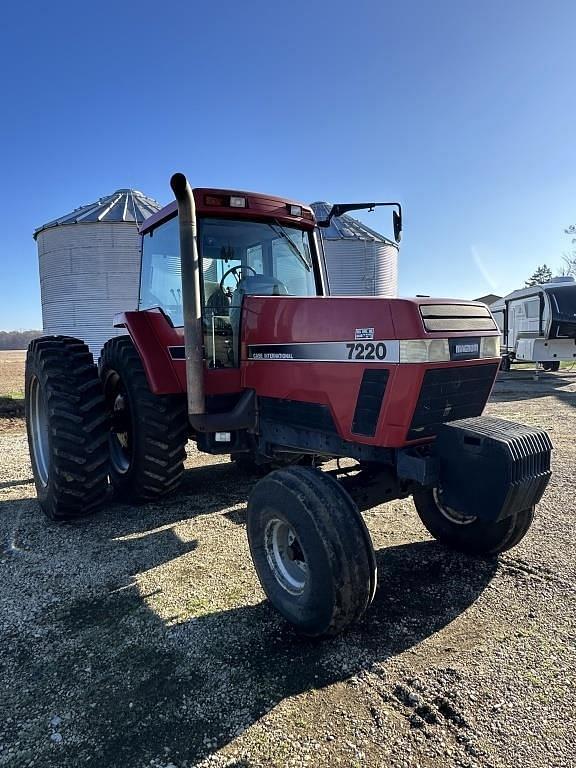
[0,460,497,767]
[69,542,496,768]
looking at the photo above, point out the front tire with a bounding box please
[247,466,377,637]
[25,336,109,521]
[412,487,534,555]
[99,336,188,503]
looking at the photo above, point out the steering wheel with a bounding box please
[219,264,257,293]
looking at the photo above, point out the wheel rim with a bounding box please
[29,375,50,487]
[264,518,308,595]
[105,372,132,474]
[433,488,477,526]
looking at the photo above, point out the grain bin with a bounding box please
[310,202,399,296]
[34,189,161,359]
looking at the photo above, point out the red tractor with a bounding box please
[25,173,552,636]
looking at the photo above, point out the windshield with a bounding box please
[545,286,576,320]
[200,218,316,298]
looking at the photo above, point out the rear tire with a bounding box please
[412,487,534,555]
[247,466,377,636]
[25,336,109,521]
[99,336,188,502]
[541,361,560,372]
[499,356,511,372]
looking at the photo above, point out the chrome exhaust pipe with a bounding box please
[170,172,205,417]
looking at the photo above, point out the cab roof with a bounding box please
[139,188,315,235]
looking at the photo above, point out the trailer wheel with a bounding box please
[499,356,511,372]
[247,466,377,636]
[540,361,560,372]
[25,336,109,521]
[99,336,188,502]
[412,487,534,555]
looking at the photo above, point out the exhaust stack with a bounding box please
[170,172,205,417]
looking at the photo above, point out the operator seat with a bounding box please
[205,283,230,321]
[230,275,288,364]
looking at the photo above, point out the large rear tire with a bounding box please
[412,487,534,555]
[25,336,109,521]
[247,466,377,637]
[99,336,188,503]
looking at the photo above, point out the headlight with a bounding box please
[399,339,450,363]
[480,336,500,358]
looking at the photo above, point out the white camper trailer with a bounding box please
[491,276,576,371]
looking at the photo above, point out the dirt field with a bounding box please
[0,355,575,768]
[0,350,26,396]
[0,350,26,421]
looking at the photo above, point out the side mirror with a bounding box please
[317,201,403,243]
[393,210,402,243]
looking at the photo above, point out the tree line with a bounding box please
[0,330,41,350]
[525,223,576,286]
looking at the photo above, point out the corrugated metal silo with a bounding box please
[34,189,161,359]
[310,202,399,296]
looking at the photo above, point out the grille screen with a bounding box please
[408,363,498,440]
[420,304,497,333]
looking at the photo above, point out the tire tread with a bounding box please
[99,336,188,502]
[25,335,109,521]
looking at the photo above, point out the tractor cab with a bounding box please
[137,190,324,369]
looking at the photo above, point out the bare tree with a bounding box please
[560,224,576,276]
[0,330,41,350]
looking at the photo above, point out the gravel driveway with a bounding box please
[0,366,574,768]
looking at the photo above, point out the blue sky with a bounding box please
[0,0,575,329]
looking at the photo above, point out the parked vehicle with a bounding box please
[491,277,576,371]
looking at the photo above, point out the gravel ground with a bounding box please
[0,362,575,768]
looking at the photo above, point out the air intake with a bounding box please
[420,304,496,333]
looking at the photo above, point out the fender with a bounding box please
[114,309,186,394]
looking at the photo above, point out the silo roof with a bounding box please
[310,202,395,244]
[34,188,162,239]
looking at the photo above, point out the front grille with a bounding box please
[408,363,498,440]
[352,369,389,437]
[420,304,497,332]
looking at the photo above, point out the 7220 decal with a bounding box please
[346,342,387,360]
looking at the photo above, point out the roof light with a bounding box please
[289,204,302,216]
[205,195,225,206]
[230,196,246,208]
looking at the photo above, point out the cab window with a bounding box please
[200,218,317,368]
[139,217,183,326]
